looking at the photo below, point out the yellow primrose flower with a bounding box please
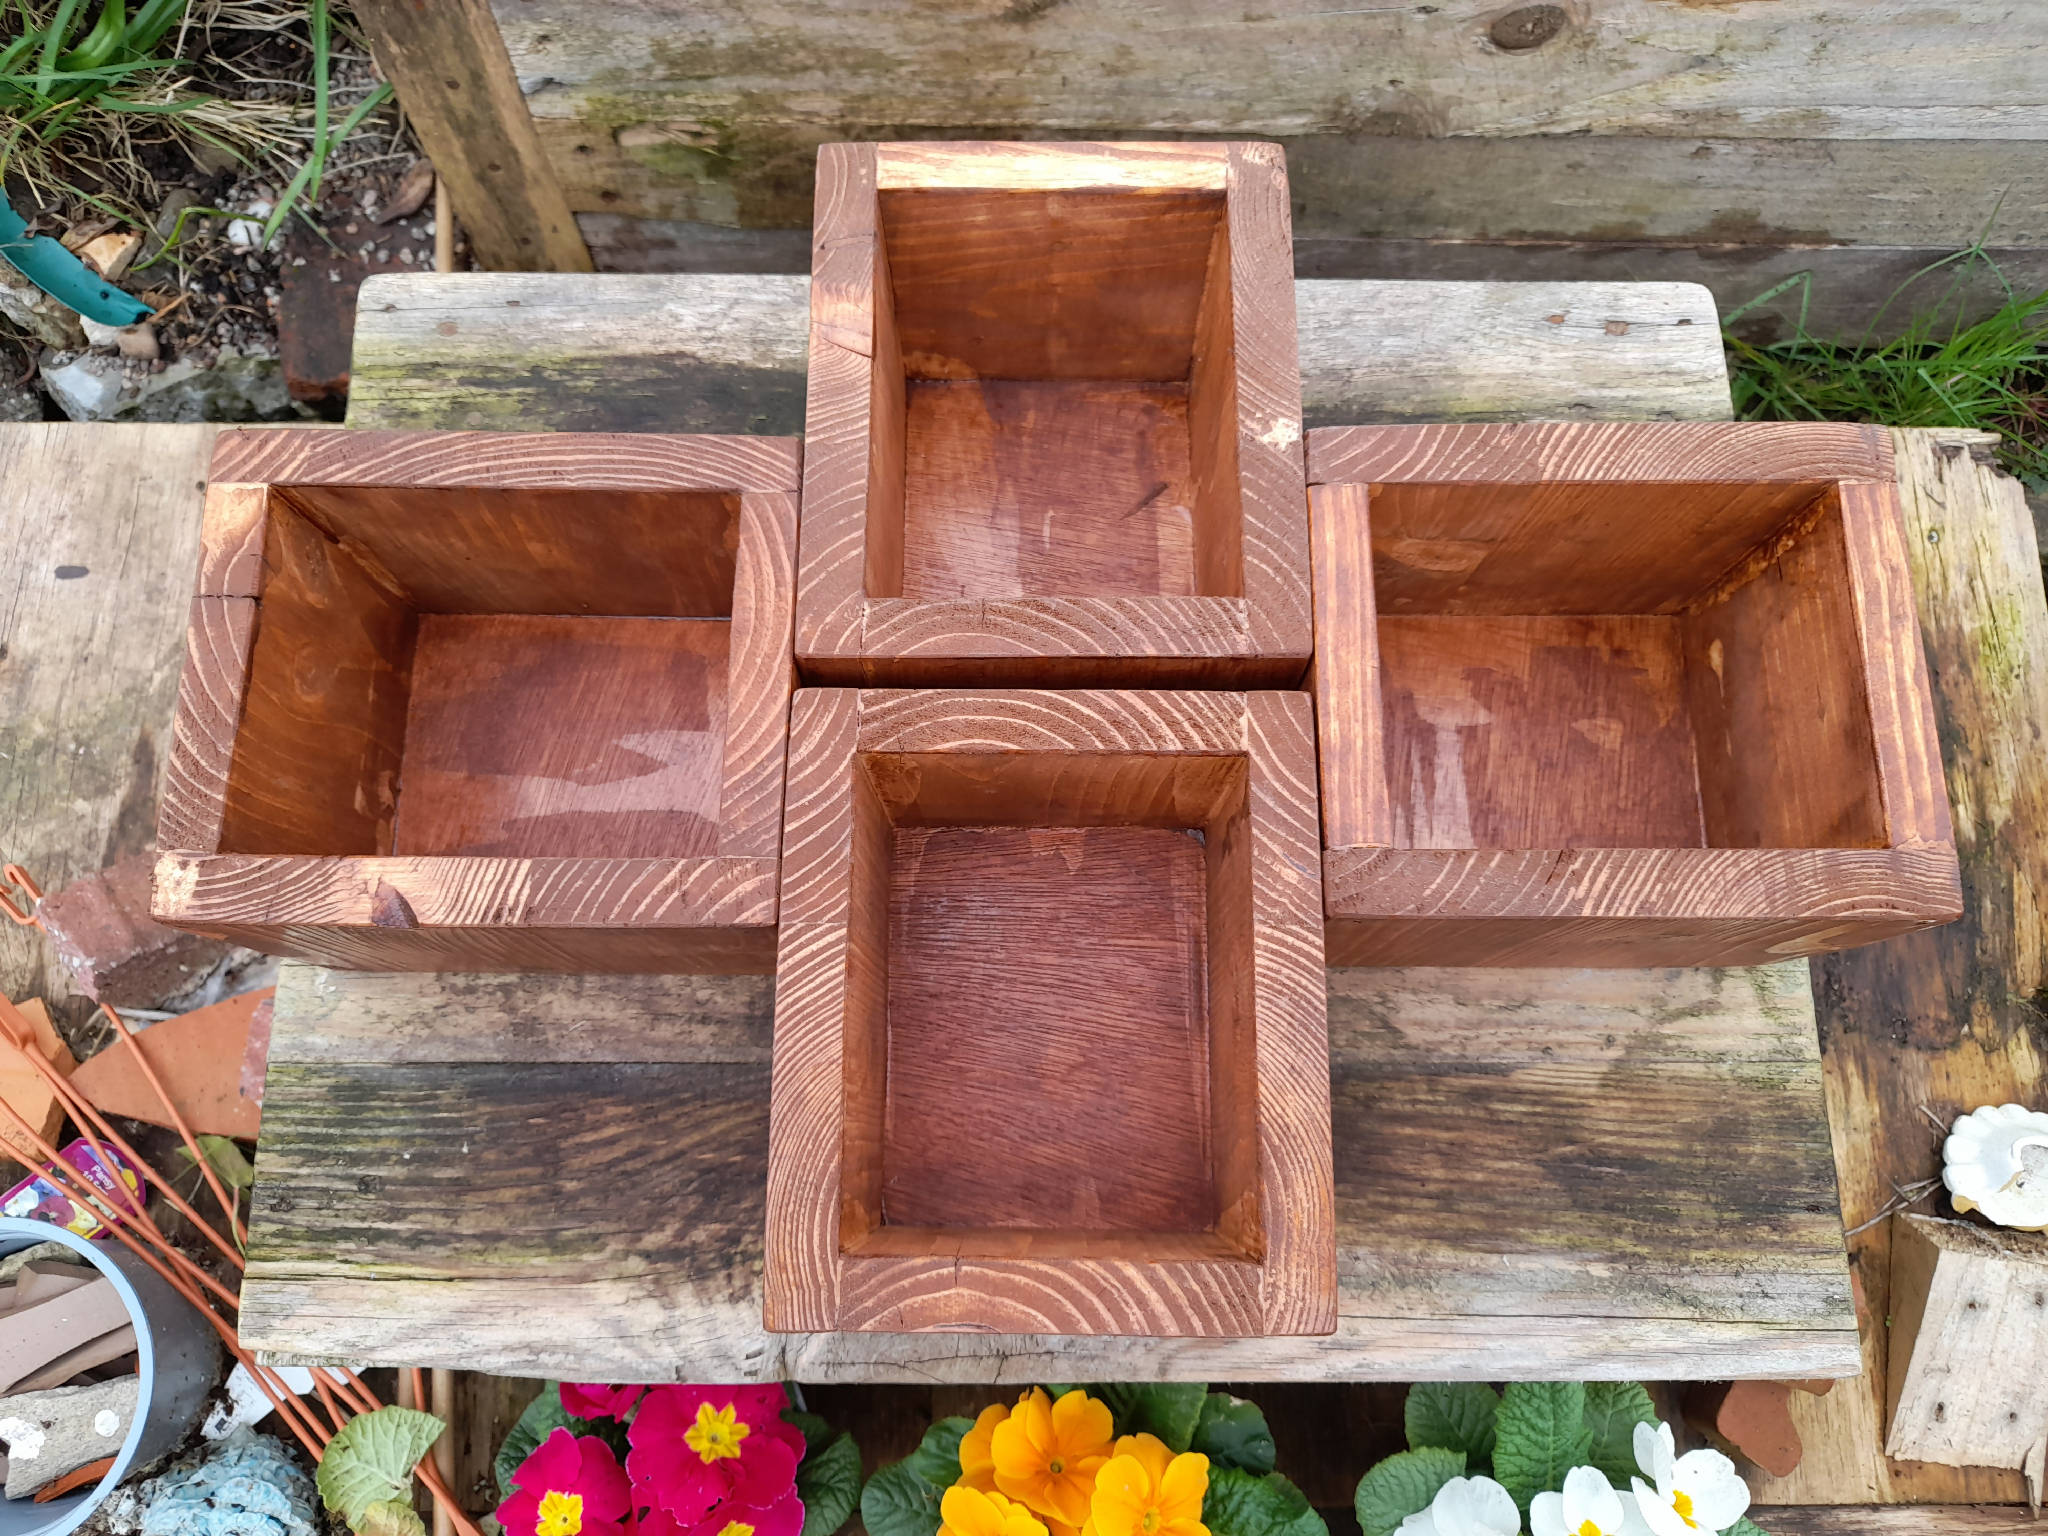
[992,1388,1115,1529]
[1087,1436,1210,1536]
[959,1402,1013,1493]
[942,1486,1052,1536]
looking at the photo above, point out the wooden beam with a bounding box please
[344,274,1729,436]
[1751,431,2048,1505]
[349,0,591,273]
[1751,1508,2040,1534]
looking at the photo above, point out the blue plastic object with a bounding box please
[0,187,151,328]
[139,1428,319,1536]
[0,1219,223,1536]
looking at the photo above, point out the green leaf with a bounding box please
[1492,1383,1592,1511]
[1093,1384,1209,1452]
[1191,1393,1276,1475]
[1403,1383,1500,1469]
[492,1387,626,1502]
[358,1501,427,1536]
[786,1409,837,1459]
[1205,1468,1327,1536]
[1722,1521,1772,1536]
[179,1134,255,1191]
[797,1427,863,1536]
[860,1460,947,1536]
[1580,1383,1658,1487]
[1353,1448,1465,1536]
[903,1415,974,1486]
[316,1407,445,1528]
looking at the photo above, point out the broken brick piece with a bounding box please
[35,853,230,1009]
[70,987,269,1140]
[1681,1379,1832,1479]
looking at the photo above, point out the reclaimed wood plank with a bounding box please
[1753,431,2048,1507]
[347,275,1729,436]
[0,425,220,1028]
[240,958,1854,1378]
[351,0,591,272]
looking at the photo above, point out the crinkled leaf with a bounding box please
[492,1386,624,1501]
[182,1133,255,1191]
[1492,1383,1592,1511]
[797,1427,863,1536]
[1580,1383,1658,1486]
[316,1407,445,1526]
[903,1415,974,1487]
[1403,1383,1500,1469]
[1191,1393,1276,1475]
[1723,1520,1772,1536]
[1093,1384,1209,1452]
[787,1410,837,1460]
[1353,1447,1465,1536]
[358,1500,427,1536]
[1204,1468,1326,1536]
[860,1459,947,1536]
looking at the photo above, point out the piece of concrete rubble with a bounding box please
[38,345,293,424]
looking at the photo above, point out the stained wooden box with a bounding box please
[796,141,1311,688]
[1309,421,1962,967]
[764,688,1334,1335]
[152,428,800,972]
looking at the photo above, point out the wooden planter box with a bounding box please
[796,141,1311,688]
[764,688,1333,1335]
[152,428,800,972]
[1308,421,1962,967]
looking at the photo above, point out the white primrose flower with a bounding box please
[1629,1422,1752,1534]
[1531,1466,1649,1536]
[1397,1475,1521,1535]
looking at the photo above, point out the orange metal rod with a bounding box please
[97,1001,248,1246]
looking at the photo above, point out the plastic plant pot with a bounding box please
[0,1217,223,1535]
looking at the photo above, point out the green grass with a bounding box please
[1725,246,2048,493]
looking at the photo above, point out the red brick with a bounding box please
[36,853,231,1009]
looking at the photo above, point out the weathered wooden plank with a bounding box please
[1750,1509,2040,1534]
[352,0,591,272]
[348,274,1729,435]
[493,3,2047,155]
[1754,430,2048,1507]
[0,425,220,1027]
[240,959,1854,1379]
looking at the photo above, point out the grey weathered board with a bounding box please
[227,271,1859,1380]
[468,1,2047,333]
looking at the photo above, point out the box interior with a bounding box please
[1368,479,1888,851]
[867,186,1241,602]
[216,485,742,859]
[837,748,1262,1263]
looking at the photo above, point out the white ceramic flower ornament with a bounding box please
[1397,1475,1520,1535]
[1629,1421,1751,1535]
[1943,1103,2048,1230]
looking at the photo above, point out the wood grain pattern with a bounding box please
[794,142,1310,687]
[1755,431,2048,1507]
[341,275,1729,438]
[1748,1511,2041,1535]
[1309,420,1959,966]
[347,0,592,272]
[764,687,1333,1336]
[1322,847,1964,968]
[239,956,1852,1378]
[153,431,799,971]
[153,851,776,972]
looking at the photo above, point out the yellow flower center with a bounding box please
[686,1402,752,1463]
[1048,1459,1064,1475]
[1672,1490,1698,1528]
[537,1490,584,1536]
[719,1523,757,1536]
[1141,1509,1161,1535]
[1575,1523,1601,1536]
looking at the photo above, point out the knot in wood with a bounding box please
[1489,4,1568,50]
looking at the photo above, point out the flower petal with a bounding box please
[1629,1478,1691,1536]
[1634,1423,1676,1486]
[1562,1466,1623,1532]
[1157,1453,1209,1524]
[1432,1476,1520,1536]
[1113,1434,1174,1492]
[1050,1392,1114,1460]
[1671,1452,1749,1532]
[1530,1491,1567,1536]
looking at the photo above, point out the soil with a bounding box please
[0,5,457,419]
